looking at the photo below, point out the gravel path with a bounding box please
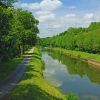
[0,48,34,99]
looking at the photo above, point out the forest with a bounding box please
[0,0,39,62]
[38,22,100,54]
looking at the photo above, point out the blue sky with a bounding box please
[14,0,100,37]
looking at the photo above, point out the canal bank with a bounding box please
[45,48,100,68]
[42,51,100,100]
[9,47,67,100]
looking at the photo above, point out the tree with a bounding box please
[11,9,39,54]
[0,0,17,6]
[0,5,39,62]
[39,22,100,54]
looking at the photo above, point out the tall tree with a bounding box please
[0,5,39,61]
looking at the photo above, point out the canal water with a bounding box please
[42,51,100,100]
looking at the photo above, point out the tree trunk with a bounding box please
[19,45,24,55]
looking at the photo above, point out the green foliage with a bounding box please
[0,0,17,6]
[0,5,39,61]
[67,93,78,100]
[48,48,100,62]
[0,56,24,80]
[39,22,100,54]
[48,48,100,84]
[10,47,66,100]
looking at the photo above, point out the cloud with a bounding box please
[38,11,100,37]
[40,0,62,11]
[59,13,77,25]
[19,3,40,9]
[65,14,76,17]
[14,2,40,10]
[13,0,100,37]
[35,11,56,22]
[68,6,77,9]
[44,69,55,75]
[84,13,94,19]
[53,24,62,28]
[38,13,78,37]
[14,0,62,11]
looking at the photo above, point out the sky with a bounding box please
[14,0,100,37]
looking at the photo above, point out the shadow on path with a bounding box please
[0,48,34,100]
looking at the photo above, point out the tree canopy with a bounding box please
[38,22,100,54]
[0,4,39,61]
[0,0,17,6]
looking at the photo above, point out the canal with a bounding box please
[42,51,100,100]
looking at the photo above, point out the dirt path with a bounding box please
[0,48,34,99]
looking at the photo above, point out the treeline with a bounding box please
[0,1,39,61]
[38,22,100,54]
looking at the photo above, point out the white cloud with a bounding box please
[14,1,100,37]
[84,13,94,19]
[38,12,100,37]
[35,11,54,16]
[14,0,62,11]
[21,3,40,9]
[53,24,61,28]
[14,2,40,10]
[35,11,56,22]
[40,0,62,11]
[59,13,77,24]
[65,14,76,17]
[68,6,77,9]
[38,13,78,37]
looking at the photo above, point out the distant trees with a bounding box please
[0,3,39,61]
[39,22,100,54]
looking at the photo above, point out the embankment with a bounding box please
[9,47,66,100]
[46,48,100,69]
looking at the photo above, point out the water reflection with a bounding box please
[48,51,100,84]
[42,51,100,100]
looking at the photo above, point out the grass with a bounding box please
[10,47,67,100]
[0,48,32,81]
[48,48,100,62]
[0,56,24,80]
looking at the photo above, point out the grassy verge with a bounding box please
[0,56,24,80]
[10,47,68,100]
[47,48,100,62]
[0,48,32,81]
